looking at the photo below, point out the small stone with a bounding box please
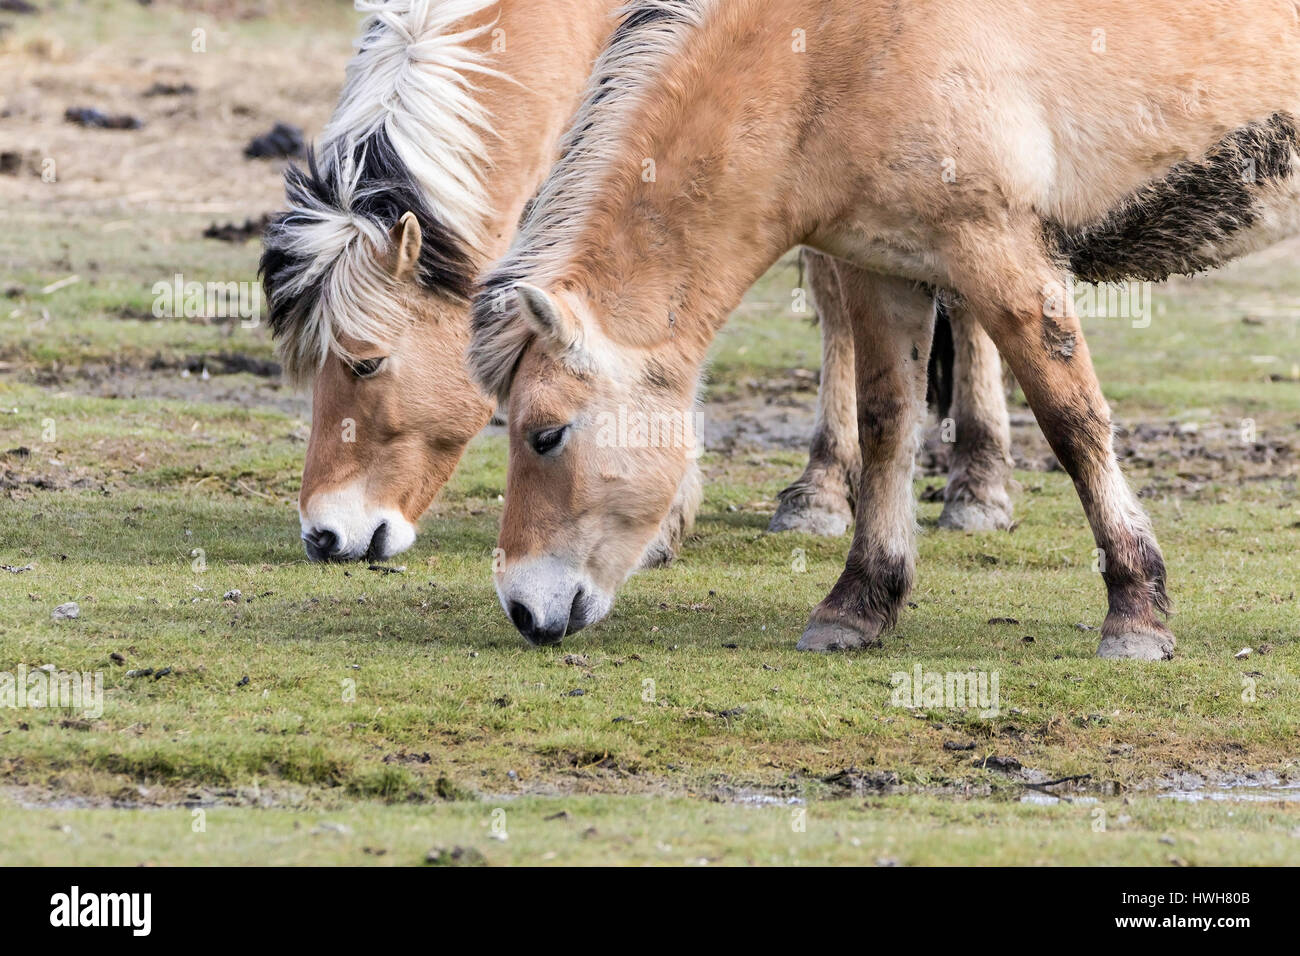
[51,601,79,620]
[222,589,242,602]
[311,822,352,836]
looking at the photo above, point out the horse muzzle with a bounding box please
[299,483,417,562]
[496,557,612,646]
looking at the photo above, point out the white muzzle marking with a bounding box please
[299,481,417,561]
[496,556,613,644]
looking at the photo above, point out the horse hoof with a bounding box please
[937,498,1014,532]
[796,618,882,652]
[768,493,852,537]
[1096,627,1175,661]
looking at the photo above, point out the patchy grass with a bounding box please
[1,0,1298,866]
[3,795,1298,866]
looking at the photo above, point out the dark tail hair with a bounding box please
[926,300,954,419]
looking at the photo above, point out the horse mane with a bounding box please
[468,0,713,401]
[261,0,501,384]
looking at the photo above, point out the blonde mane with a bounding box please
[469,0,714,399]
[262,0,502,384]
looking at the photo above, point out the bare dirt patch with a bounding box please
[703,377,1299,487]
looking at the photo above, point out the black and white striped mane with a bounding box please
[260,0,500,383]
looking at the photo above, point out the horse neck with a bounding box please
[557,0,824,361]
[468,0,624,262]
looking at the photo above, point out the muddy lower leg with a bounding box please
[769,249,860,536]
[798,272,935,651]
[960,263,1173,660]
[938,299,1016,531]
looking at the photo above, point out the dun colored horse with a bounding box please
[471,0,1300,658]
[260,0,1018,565]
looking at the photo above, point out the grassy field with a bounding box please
[1,0,1298,866]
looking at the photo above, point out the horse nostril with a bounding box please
[304,528,340,561]
[365,522,389,562]
[508,600,534,636]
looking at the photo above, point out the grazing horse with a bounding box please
[258,0,1013,565]
[260,0,656,562]
[470,0,1300,657]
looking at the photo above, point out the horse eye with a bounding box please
[529,425,569,457]
[349,357,386,379]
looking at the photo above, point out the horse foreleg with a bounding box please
[797,270,934,651]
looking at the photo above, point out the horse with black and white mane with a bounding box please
[259,0,1021,566]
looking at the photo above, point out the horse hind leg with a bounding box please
[951,228,1173,660]
[769,248,859,537]
[937,298,1016,532]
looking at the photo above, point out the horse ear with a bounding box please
[515,283,583,352]
[390,211,422,280]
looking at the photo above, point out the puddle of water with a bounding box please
[1019,791,1098,806]
[731,792,805,807]
[1158,782,1300,804]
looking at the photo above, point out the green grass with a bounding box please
[3,211,1299,864]
[4,796,1297,866]
[2,0,1298,866]
[1,210,276,370]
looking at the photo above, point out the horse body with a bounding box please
[802,1,1300,286]
[471,0,1300,655]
